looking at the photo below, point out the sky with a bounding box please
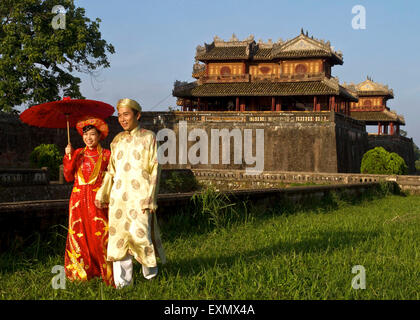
[68,0,420,145]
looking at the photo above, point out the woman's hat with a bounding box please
[76,116,109,140]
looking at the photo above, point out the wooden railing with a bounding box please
[198,72,327,84]
[200,74,250,84]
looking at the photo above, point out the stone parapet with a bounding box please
[191,168,420,195]
[0,168,49,186]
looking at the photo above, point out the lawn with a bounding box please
[1,187,419,300]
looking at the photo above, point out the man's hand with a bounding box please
[142,208,154,214]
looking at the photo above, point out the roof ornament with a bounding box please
[213,35,222,42]
[244,34,255,42]
[230,33,239,42]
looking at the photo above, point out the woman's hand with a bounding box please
[94,200,108,209]
[65,143,73,156]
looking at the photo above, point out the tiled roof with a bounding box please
[195,32,343,64]
[197,46,248,60]
[350,110,405,124]
[174,80,358,101]
[273,49,337,59]
[343,78,394,99]
[357,91,394,98]
[252,48,272,60]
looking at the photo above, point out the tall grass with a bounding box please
[1,182,419,299]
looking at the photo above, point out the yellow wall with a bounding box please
[249,63,280,76]
[281,59,322,75]
[207,63,245,75]
[353,97,383,108]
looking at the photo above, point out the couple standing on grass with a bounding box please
[62,98,166,289]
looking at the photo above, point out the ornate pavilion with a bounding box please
[173,30,358,114]
[171,31,414,173]
[343,78,405,136]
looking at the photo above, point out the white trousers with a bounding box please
[113,254,158,288]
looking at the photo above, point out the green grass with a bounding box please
[1,187,419,300]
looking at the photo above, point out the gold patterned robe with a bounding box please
[95,126,166,267]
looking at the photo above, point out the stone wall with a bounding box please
[334,113,369,173]
[141,110,368,173]
[367,134,416,174]
[191,168,420,195]
[0,110,368,174]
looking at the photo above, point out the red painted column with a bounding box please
[378,122,381,135]
[240,98,245,112]
[276,98,282,111]
[390,122,395,135]
[197,97,201,111]
[236,97,240,112]
[272,97,276,111]
[313,96,317,111]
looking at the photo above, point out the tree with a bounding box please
[0,0,115,112]
[360,147,408,175]
[30,143,62,180]
[413,142,420,161]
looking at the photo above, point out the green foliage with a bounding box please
[191,187,239,229]
[416,160,420,173]
[0,0,115,112]
[160,171,200,193]
[2,193,420,299]
[360,147,408,175]
[29,143,62,180]
[413,142,420,161]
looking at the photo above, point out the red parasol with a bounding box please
[20,97,115,159]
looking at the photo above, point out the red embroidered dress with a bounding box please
[63,144,114,286]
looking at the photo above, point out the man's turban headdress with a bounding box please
[116,98,142,113]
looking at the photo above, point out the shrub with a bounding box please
[160,171,200,193]
[29,144,63,181]
[415,160,420,173]
[360,147,407,175]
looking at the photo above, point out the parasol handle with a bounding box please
[66,114,71,160]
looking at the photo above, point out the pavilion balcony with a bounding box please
[198,72,328,84]
[199,74,251,84]
[251,72,326,82]
[350,106,384,112]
